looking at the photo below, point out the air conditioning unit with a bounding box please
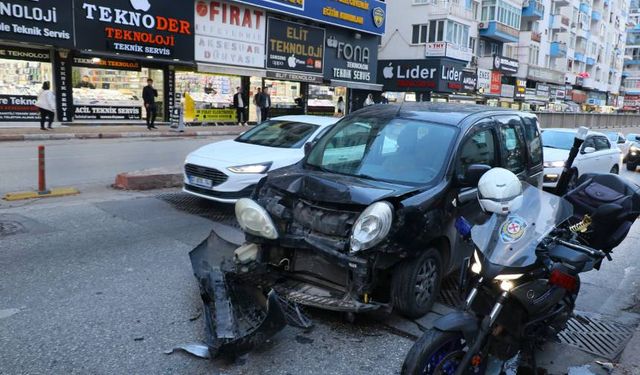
[478,22,487,29]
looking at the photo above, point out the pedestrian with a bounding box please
[35,81,55,130]
[380,92,389,104]
[143,78,158,130]
[253,87,263,124]
[336,96,345,116]
[233,86,248,126]
[76,75,96,89]
[261,87,272,122]
[364,93,375,106]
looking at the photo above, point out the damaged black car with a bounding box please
[190,103,544,356]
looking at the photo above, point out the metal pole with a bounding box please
[38,145,49,194]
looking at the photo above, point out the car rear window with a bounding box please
[236,120,319,148]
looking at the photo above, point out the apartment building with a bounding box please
[379,0,628,110]
[623,0,640,110]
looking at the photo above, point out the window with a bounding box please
[522,117,542,165]
[412,24,428,44]
[458,128,497,178]
[594,136,611,150]
[469,37,477,53]
[428,20,446,42]
[528,45,539,65]
[446,20,470,46]
[496,116,526,174]
[491,43,500,55]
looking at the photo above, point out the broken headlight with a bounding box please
[235,198,278,239]
[350,201,393,253]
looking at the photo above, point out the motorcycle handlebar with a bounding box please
[554,238,607,259]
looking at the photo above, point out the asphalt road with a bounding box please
[0,137,233,195]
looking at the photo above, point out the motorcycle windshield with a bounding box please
[471,183,574,268]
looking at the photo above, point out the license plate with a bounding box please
[189,176,213,188]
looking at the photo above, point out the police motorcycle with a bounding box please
[402,128,640,375]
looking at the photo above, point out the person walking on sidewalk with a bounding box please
[143,78,158,130]
[35,81,55,130]
[260,87,271,122]
[233,86,248,126]
[253,87,263,124]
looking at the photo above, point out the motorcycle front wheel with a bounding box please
[402,329,484,375]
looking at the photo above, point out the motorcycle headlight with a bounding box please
[543,160,565,168]
[235,198,278,239]
[228,162,272,174]
[350,201,393,253]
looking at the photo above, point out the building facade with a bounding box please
[379,0,629,111]
[623,0,640,110]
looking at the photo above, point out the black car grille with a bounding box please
[184,164,228,187]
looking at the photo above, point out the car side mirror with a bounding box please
[458,164,491,187]
[583,146,596,154]
[618,139,626,144]
[304,142,315,156]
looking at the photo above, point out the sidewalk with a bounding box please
[613,325,640,375]
[0,124,248,142]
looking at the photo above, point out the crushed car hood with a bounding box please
[264,166,422,205]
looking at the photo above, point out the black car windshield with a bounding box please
[236,120,319,148]
[306,117,457,185]
[542,130,575,150]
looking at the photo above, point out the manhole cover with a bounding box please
[156,192,238,227]
[438,275,463,308]
[557,312,635,360]
[0,220,26,237]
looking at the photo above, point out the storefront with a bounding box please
[487,55,519,107]
[71,0,194,122]
[192,0,266,123]
[0,0,74,122]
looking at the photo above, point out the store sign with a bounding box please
[194,1,266,68]
[74,0,194,60]
[266,70,323,83]
[490,71,502,95]
[536,83,550,98]
[0,95,39,121]
[525,88,536,100]
[477,68,491,91]
[74,105,142,120]
[623,95,640,110]
[492,55,519,75]
[0,46,50,62]
[54,50,73,122]
[527,65,564,85]
[231,0,385,35]
[0,0,74,47]
[377,59,467,93]
[501,84,514,98]
[323,26,378,85]
[267,18,324,76]
[572,89,587,104]
[515,79,526,100]
[425,42,473,62]
[461,72,477,92]
[72,55,141,71]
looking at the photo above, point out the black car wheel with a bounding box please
[610,165,619,174]
[627,163,637,172]
[391,248,442,318]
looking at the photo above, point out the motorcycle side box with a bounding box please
[189,223,287,358]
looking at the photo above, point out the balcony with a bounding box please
[579,2,591,14]
[551,14,571,30]
[575,52,587,63]
[522,0,544,19]
[551,41,568,57]
[592,10,602,22]
[626,59,640,65]
[478,21,520,43]
[553,0,570,6]
[576,28,591,39]
[586,57,596,65]
[422,0,474,20]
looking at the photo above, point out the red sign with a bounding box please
[490,71,502,95]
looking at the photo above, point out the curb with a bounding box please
[0,130,243,142]
[3,187,80,201]
[113,169,183,191]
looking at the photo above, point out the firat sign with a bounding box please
[75,0,194,59]
[196,1,264,29]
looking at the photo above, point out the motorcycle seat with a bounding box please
[548,244,592,270]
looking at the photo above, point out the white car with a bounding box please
[542,128,621,189]
[183,116,338,203]
[603,131,631,161]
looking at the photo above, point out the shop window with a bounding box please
[309,84,346,117]
[175,71,241,123]
[0,54,52,121]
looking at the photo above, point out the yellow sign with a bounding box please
[195,109,236,122]
[184,93,196,122]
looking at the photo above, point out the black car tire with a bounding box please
[391,248,442,318]
[610,165,619,174]
[627,163,637,172]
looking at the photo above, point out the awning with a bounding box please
[330,79,383,91]
[196,63,266,77]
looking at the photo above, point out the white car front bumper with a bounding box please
[543,167,563,189]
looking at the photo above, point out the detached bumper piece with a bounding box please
[189,226,312,358]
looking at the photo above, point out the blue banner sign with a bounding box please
[230,0,386,35]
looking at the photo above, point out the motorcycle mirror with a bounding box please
[576,126,588,141]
